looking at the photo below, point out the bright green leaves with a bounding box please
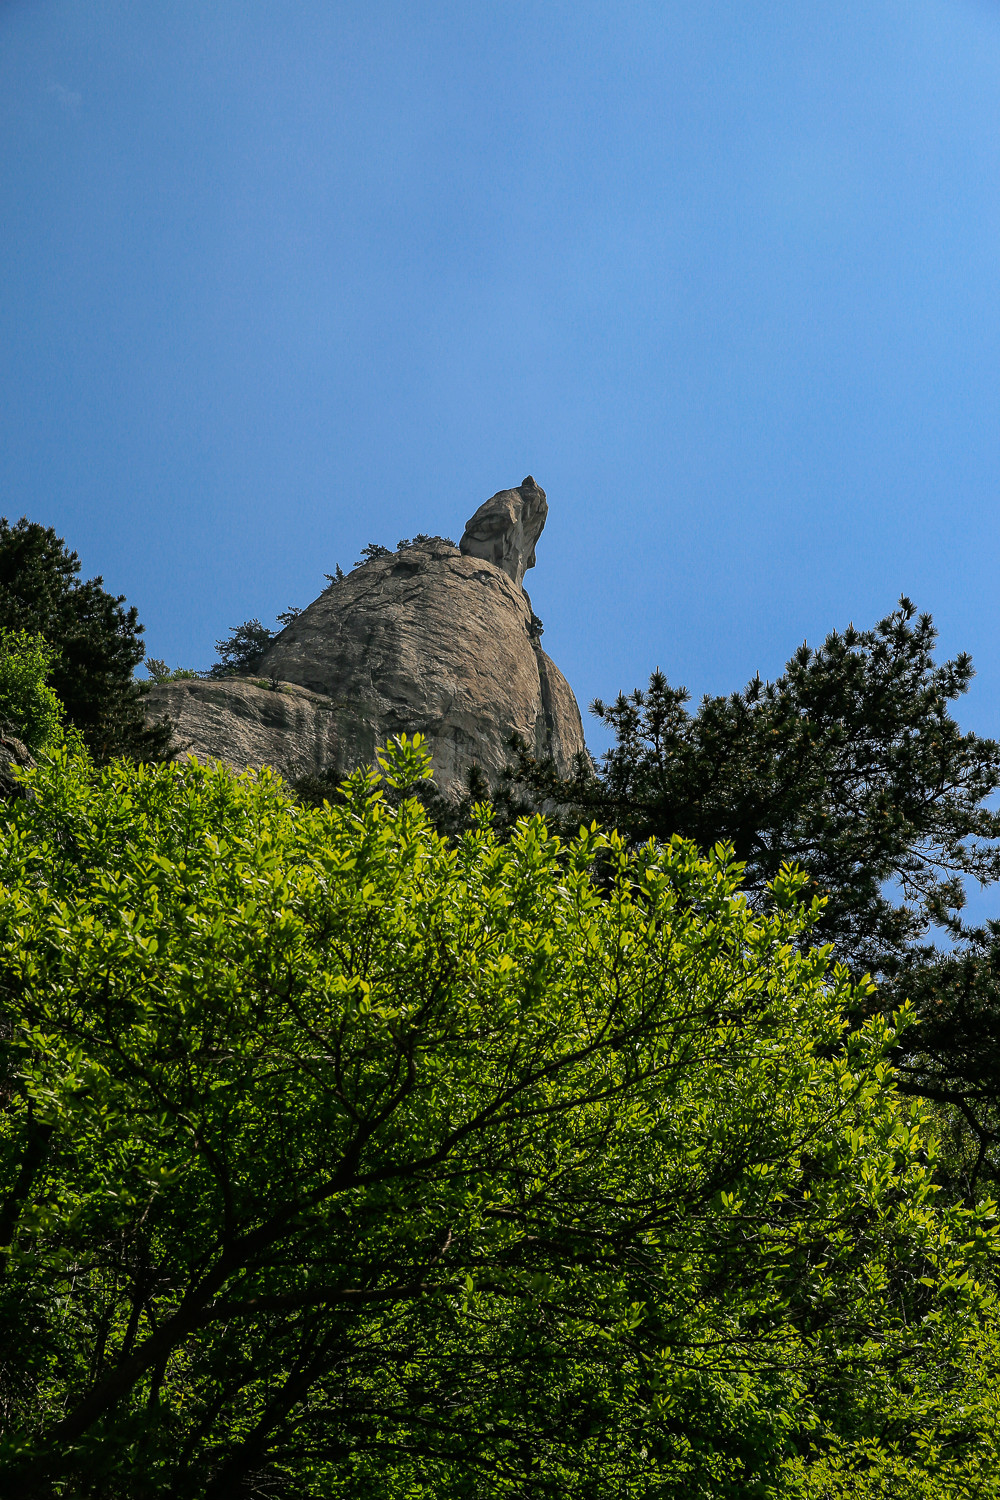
[0,744,998,1496]
[0,627,63,754]
[375,732,437,790]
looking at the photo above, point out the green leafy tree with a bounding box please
[0,738,997,1497]
[0,629,63,754]
[0,516,171,763]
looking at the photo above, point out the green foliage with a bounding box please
[0,629,63,754]
[516,598,1000,981]
[209,618,275,677]
[322,538,457,596]
[888,933,1000,1199]
[292,752,488,833]
[507,599,1000,1196]
[0,516,171,763]
[397,534,457,550]
[0,739,997,1496]
[207,606,301,675]
[143,659,199,685]
[356,541,392,564]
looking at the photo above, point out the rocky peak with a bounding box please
[146,477,585,796]
[459,476,548,589]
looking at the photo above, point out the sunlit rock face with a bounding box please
[458,476,548,588]
[147,479,586,795]
[143,677,350,783]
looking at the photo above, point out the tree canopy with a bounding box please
[0,517,170,764]
[0,738,997,1497]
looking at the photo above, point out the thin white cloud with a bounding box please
[46,82,82,113]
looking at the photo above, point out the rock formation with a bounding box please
[143,677,350,785]
[459,475,548,587]
[0,735,34,801]
[146,478,585,795]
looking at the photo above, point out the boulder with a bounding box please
[148,479,586,795]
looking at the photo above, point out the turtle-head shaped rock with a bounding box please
[145,472,585,798]
[459,476,548,589]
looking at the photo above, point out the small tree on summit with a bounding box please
[209,619,275,677]
[355,542,391,566]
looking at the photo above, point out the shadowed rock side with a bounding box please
[0,735,34,801]
[146,480,586,795]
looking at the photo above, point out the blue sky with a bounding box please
[2,0,1000,764]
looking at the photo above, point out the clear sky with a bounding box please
[2,1,1000,761]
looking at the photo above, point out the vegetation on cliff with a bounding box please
[0,629,64,755]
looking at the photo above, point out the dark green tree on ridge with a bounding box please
[0,516,171,763]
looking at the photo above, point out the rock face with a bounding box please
[0,735,34,801]
[148,478,586,795]
[459,476,548,588]
[143,678,356,784]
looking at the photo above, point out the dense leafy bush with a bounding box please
[0,739,997,1497]
[0,629,63,753]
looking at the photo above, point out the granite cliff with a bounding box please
[146,478,585,795]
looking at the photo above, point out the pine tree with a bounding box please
[0,517,171,763]
[208,619,274,676]
[507,598,1000,1193]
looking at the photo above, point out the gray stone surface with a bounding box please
[147,480,586,796]
[459,476,548,589]
[0,735,33,801]
[143,677,358,781]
